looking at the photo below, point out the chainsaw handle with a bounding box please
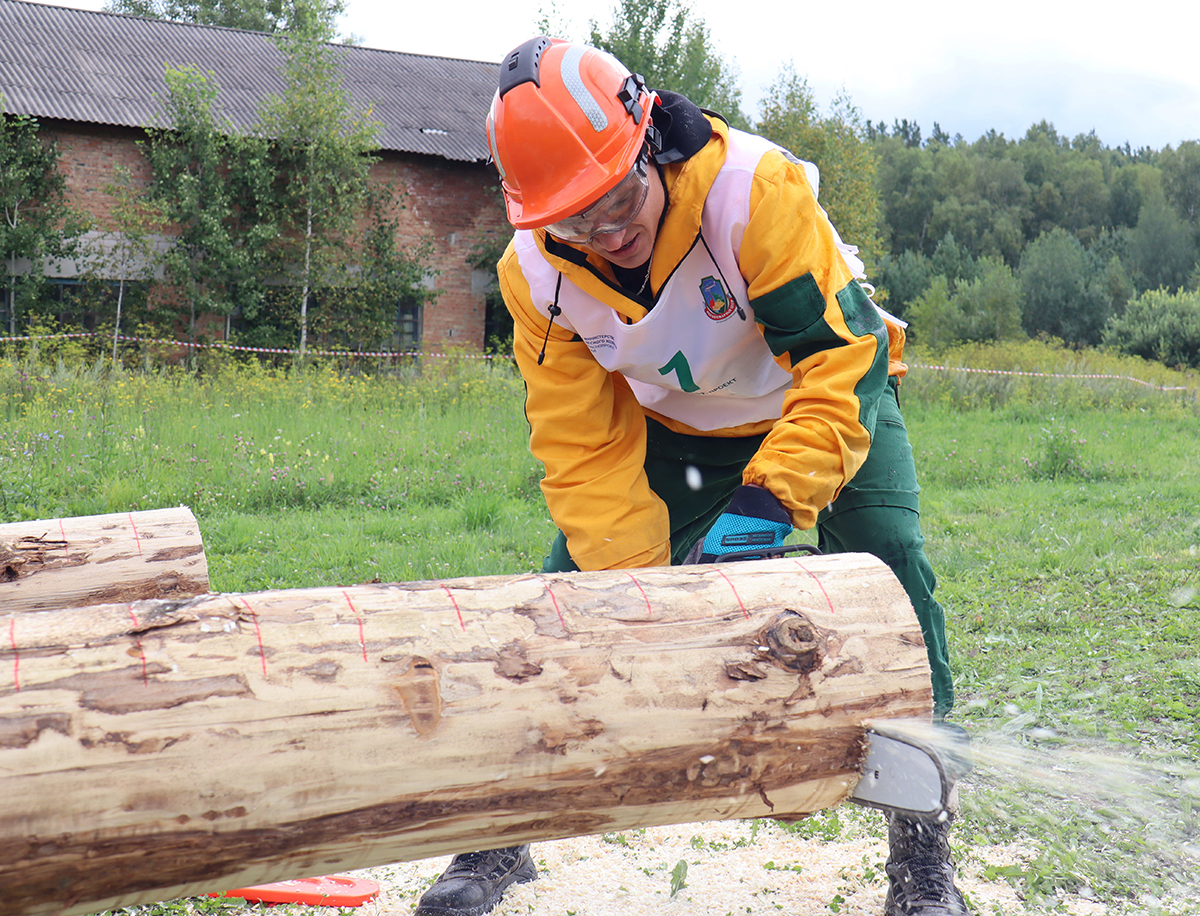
[708,543,822,563]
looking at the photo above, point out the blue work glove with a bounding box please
[685,485,793,564]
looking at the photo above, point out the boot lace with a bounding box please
[886,819,966,913]
[442,847,521,879]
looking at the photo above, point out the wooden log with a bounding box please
[0,554,931,916]
[0,507,209,613]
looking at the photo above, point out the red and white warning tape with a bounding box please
[0,332,503,360]
[911,362,1189,392]
[0,334,1189,389]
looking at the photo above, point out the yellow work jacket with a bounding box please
[498,117,903,570]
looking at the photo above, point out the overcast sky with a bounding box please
[340,0,1200,152]
[38,0,1200,151]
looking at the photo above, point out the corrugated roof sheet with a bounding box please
[0,0,500,162]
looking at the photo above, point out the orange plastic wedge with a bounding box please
[210,875,380,906]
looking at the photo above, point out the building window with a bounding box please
[44,279,95,331]
[394,297,422,352]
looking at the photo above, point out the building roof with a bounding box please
[0,0,500,162]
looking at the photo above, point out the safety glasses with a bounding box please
[544,147,650,244]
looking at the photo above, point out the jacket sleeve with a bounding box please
[737,151,890,530]
[498,242,672,570]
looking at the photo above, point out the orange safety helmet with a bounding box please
[486,37,658,229]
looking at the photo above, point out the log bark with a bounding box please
[0,507,208,613]
[0,554,931,916]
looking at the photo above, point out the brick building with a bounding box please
[0,0,509,352]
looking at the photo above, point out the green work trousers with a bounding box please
[542,380,955,717]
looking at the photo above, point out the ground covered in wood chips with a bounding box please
[344,816,1107,916]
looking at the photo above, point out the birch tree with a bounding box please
[93,167,166,361]
[259,4,379,361]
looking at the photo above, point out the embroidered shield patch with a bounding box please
[700,275,738,321]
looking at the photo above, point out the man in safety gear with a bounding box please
[415,36,970,916]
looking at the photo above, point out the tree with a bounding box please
[86,166,170,360]
[905,257,1021,350]
[905,275,955,350]
[1127,189,1196,292]
[756,67,882,265]
[220,131,280,338]
[876,248,935,318]
[919,147,1030,266]
[1160,140,1200,225]
[1103,287,1200,369]
[588,0,747,128]
[928,122,952,148]
[0,105,89,335]
[103,0,345,35]
[1016,120,1068,193]
[891,119,922,149]
[258,6,380,360]
[1100,252,1135,318]
[873,139,937,254]
[302,182,440,352]
[950,256,1023,343]
[141,65,270,341]
[1055,157,1110,244]
[929,232,976,285]
[1108,164,1146,229]
[1018,227,1111,346]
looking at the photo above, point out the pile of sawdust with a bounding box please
[350,817,1109,916]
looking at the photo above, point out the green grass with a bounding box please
[3,341,1199,914]
[0,353,556,584]
[892,348,1200,912]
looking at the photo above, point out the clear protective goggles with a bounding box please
[544,147,651,244]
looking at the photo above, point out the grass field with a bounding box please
[2,340,1198,914]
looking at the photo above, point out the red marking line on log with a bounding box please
[708,567,750,619]
[794,559,835,615]
[128,513,142,557]
[341,590,369,661]
[8,618,19,692]
[128,607,149,686]
[237,597,269,675]
[59,519,69,557]
[626,573,653,616]
[440,585,466,631]
[539,579,566,629]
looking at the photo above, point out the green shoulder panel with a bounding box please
[751,271,830,365]
[751,273,889,434]
[837,280,890,437]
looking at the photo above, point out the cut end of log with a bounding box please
[0,507,210,613]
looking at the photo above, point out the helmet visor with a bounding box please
[543,149,650,243]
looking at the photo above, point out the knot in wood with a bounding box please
[1,541,24,580]
[762,612,821,673]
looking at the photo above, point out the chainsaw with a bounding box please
[705,543,972,819]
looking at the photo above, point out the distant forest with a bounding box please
[569,0,1200,367]
[859,119,1199,360]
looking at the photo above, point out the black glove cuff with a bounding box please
[725,484,790,525]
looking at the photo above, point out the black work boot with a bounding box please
[414,845,537,916]
[883,814,970,915]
